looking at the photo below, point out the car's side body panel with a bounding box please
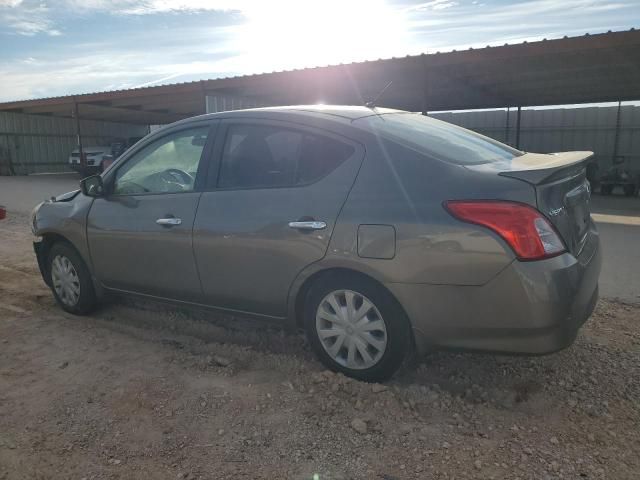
[81,119,219,302]
[192,118,365,317]
[308,136,537,286]
[87,192,204,301]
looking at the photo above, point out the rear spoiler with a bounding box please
[498,151,593,185]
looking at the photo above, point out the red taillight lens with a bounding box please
[444,200,566,260]
[0,206,6,220]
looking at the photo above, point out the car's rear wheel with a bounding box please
[304,273,411,382]
[47,243,96,315]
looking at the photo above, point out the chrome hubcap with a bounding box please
[315,289,388,370]
[51,254,80,307]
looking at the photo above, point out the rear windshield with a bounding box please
[355,113,522,165]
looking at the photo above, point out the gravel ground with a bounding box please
[1,212,639,480]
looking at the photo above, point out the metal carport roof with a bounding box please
[0,28,639,124]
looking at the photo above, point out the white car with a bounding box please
[68,146,112,175]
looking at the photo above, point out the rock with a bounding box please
[218,428,225,435]
[399,424,412,435]
[210,355,232,367]
[59,361,69,369]
[550,436,559,445]
[311,373,326,384]
[474,460,482,470]
[372,383,388,393]
[108,458,121,465]
[351,418,368,434]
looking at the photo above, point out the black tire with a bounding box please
[47,242,97,315]
[304,272,412,382]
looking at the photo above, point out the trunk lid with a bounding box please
[496,151,594,256]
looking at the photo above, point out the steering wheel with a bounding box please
[165,168,194,184]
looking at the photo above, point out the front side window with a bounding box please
[114,127,209,195]
[355,113,522,165]
[218,124,355,189]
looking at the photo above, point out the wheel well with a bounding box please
[39,233,78,265]
[293,267,406,330]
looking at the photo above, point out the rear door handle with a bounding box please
[156,217,182,226]
[288,221,327,230]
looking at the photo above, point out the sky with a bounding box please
[0,0,639,102]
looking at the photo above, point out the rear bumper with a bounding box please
[387,225,601,356]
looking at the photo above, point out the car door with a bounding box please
[87,122,216,302]
[193,119,364,318]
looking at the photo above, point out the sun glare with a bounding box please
[236,0,408,72]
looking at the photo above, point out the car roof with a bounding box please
[191,105,405,122]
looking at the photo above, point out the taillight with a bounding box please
[444,200,566,260]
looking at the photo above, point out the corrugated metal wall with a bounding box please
[3,104,639,175]
[205,94,269,113]
[0,112,148,175]
[430,105,640,173]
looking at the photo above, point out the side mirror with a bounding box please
[80,175,105,197]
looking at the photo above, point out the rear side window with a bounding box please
[355,113,522,165]
[218,124,355,189]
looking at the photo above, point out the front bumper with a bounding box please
[387,225,601,356]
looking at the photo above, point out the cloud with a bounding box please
[0,2,62,36]
[41,0,257,15]
[0,29,241,101]
[408,0,458,11]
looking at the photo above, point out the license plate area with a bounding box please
[565,181,591,248]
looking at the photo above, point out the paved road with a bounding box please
[591,195,640,304]
[1,174,638,303]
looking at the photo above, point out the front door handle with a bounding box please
[156,217,182,226]
[288,220,327,230]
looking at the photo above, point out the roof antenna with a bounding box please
[365,81,393,109]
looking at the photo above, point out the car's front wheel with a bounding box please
[47,242,96,315]
[304,273,411,382]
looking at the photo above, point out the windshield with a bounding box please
[355,113,522,165]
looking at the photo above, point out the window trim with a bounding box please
[205,118,363,192]
[103,120,218,198]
